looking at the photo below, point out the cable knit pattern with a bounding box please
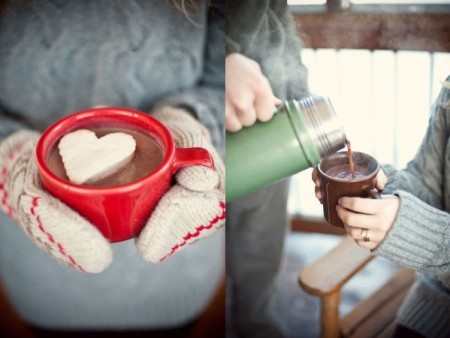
[0,0,224,151]
[374,76,450,338]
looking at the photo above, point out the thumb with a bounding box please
[375,170,388,190]
[175,166,219,192]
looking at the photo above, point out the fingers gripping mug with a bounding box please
[36,107,214,242]
[318,151,381,227]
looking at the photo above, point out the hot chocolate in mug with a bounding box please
[36,107,214,242]
[318,151,381,227]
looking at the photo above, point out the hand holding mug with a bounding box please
[312,152,398,249]
[0,107,224,273]
[336,194,400,250]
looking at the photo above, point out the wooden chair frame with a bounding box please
[298,235,415,338]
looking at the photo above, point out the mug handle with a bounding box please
[173,147,215,172]
[366,187,382,199]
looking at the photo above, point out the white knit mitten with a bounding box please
[136,107,225,262]
[0,131,112,273]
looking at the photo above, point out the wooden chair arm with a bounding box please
[298,235,374,338]
[299,235,374,297]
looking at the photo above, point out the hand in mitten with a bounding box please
[0,131,112,273]
[136,107,225,263]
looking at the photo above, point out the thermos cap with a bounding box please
[296,96,347,158]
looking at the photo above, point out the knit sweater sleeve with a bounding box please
[374,77,450,288]
[152,3,225,155]
[225,0,270,55]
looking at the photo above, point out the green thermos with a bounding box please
[226,96,347,202]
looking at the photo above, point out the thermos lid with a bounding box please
[295,96,347,158]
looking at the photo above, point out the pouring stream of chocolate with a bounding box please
[346,140,355,177]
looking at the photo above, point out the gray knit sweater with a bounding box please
[375,77,450,338]
[0,0,224,329]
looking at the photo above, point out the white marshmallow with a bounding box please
[58,129,136,185]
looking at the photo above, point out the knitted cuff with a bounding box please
[373,190,449,272]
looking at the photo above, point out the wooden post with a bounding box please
[320,290,341,338]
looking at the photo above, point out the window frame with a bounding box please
[290,0,450,52]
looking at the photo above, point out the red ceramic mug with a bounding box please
[35,107,214,242]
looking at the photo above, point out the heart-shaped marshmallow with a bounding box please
[58,129,136,185]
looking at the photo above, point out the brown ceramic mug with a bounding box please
[318,151,381,227]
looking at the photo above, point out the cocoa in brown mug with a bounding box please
[47,126,164,187]
[318,151,381,227]
[325,164,367,180]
